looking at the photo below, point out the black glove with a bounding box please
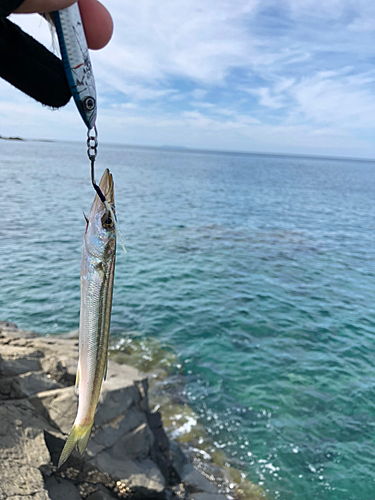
[0,0,71,107]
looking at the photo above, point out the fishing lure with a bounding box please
[53,3,97,130]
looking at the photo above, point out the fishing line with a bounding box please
[43,13,60,56]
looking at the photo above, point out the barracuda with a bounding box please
[58,169,116,468]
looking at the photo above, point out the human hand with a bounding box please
[15,0,113,50]
[0,0,113,107]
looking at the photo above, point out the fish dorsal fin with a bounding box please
[75,364,80,395]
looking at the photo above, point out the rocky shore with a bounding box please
[0,321,228,500]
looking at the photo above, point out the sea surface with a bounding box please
[1,140,375,499]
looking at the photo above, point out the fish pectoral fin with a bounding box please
[98,356,109,404]
[103,354,108,382]
[75,364,80,395]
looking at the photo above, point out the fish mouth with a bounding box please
[89,169,115,218]
[98,168,114,207]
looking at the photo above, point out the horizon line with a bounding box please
[3,135,375,164]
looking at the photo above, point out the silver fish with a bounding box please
[58,169,116,467]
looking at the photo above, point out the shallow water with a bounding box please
[1,140,375,499]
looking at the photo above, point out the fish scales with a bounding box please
[58,169,116,467]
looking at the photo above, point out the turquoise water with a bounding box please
[1,140,375,499]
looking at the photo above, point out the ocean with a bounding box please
[1,139,375,499]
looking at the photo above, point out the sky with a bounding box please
[1,0,374,158]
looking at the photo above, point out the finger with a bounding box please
[79,0,113,50]
[15,0,76,13]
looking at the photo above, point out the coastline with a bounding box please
[109,335,266,500]
[0,134,24,141]
[0,321,264,500]
[0,321,228,500]
[0,135,53,142]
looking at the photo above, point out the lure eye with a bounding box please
[83,96,96,112]
[102,212,114,229]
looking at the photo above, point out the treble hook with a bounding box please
[87,126,107,204]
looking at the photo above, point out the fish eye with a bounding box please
[102,212,114,229]
[83,96,96,112]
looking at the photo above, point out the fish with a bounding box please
[58,169,116,468]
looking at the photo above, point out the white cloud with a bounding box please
[242,87,286,109]
[285,0,344,18]
[348,1,375,31]
[91,0,262,86]
[1,0,374,158]
[94,105,371,157]
[191,89,209,100]
[190,101,215,109]
[291,70,375,128]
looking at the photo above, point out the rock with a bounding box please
[30,386,77,435]
[0,374,19,400]
[0,324,229,500]
[89,411,153,458]
[36,338,78,386]
[86,484,117,500]
[58,329,79,339]
[0,320,39,339]
[0,320,18,331]
[4,492,51,500]
[45,476,81,500]
[85,367,170,498]
[147,410,175,483]
[182,464,219,494]
[94,360,142,426]
[169,439,188,479]
[0,341,43,377]
[0,354,42,376]
[90,457,166,498]
[43,431,66,467]
[1,371,62,400]
[171,483,186,499]
[0,399,53,499]
[0,330,77,387]
[188,494,228,500]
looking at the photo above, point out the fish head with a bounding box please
[84,169,116,258]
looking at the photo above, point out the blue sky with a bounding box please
[1,0,374,158]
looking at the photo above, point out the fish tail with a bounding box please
[58,421,94,468]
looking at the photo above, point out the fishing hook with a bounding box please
[87,127,106,204]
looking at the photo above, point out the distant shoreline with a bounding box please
[0,135,54,143]
[0,134,24,141]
